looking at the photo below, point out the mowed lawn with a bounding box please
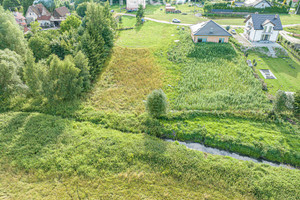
[248,50,300,95]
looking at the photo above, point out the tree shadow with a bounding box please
[1,112,66,170]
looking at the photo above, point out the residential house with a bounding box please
[52,6,70,26]
[165,4,176,13]
[190,20,232,43]
[231,0,272,8]
[126,0,146,10]
[25,3,54,27]
[13,12,28,32]
[244,0,272,8]
[244,14,283,42]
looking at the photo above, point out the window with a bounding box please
[219,38,225,43]
[263,26,267,32]
[197,38,207,43]
[268,26,272,33]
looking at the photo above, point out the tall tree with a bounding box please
[81,2,115,79]
[0,49,25,104]
[60,15,81,33]
[0,6,27,57]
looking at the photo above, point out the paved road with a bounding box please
[280,30,300,44]
[118,13,300,28]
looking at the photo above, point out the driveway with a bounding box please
[280,30,300,44]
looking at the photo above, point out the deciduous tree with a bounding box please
[146,89,168,118]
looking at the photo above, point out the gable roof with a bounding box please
[190,20,232,36]
[53,6,70,18]
[246,14,283,30]
[26,3,51,17]
[244,0,272,7]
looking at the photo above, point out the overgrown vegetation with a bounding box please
[0,112,299,199]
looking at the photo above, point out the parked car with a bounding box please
[174,10,181,13]
[231,29,237,34]
[172,18,181,23]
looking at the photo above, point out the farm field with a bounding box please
[0,112,299,199]
[247,49,300,95]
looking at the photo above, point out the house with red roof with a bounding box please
[13,12,29,32]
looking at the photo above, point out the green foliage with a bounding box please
[81,2,115,80]
[136,4,145,25]
[146,89,168,118]
[0,49,25,105]
[42,55,82,101]
[273,90,289,113]
[29,21,42,35]
[0,6,27,56]
[28,33,52,61]
[0,111,299,199]
[294,91,300,115]
[76,2,88,17]
[3,0,20,10]
[74,51,90,91]
[21,0,34,15]
[226,25,230,31]
[60,14,81,33]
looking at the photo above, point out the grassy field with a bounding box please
[0,112,299,199]
[284,25,300,34]
[164,32,270,111]
[247,49,300,95]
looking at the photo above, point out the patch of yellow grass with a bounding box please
[86,47,163,114]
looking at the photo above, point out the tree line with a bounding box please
[0,2,116,109]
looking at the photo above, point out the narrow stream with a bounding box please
[165,139,296,170]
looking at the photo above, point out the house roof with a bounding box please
[53,6,70,18]
[14,12,25,20]
[37,15,52,20]
[246,14,283,30]
[27,3,51,17]
[190,20,232,36]
[244,0,272,7]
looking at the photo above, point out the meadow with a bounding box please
[0,112,299,199]
[165,32,270,111]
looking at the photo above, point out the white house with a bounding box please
[25,3,54,27]
[126,0,146,10]
[244,14,283,42]
[244,0,272,8]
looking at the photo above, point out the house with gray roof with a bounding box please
[244,14,283,42]
[190,20,232,43]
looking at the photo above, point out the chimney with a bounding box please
[209,28,214,33]
[275,14,278,19]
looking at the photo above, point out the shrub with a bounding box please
[273,90,293,113]
[226,25,230,31]
[294,90,300,115]
[146,89,168,118]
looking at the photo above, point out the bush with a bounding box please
[146,89,168,118]
[273,90,293,113]
[294,91,300,115]
[226,25,230,31]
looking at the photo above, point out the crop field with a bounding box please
[165,32,270,111]
[0,112,299,199]
[247,49,300,95]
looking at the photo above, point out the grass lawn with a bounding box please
[284,25,300,34]
[247,49,300,95]
[0,111,299,199]
[116,16,179,48]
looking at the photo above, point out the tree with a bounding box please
[146,89,168,118]
[33,0,56,12]
[60,15,81,33]
[42,55,82,101]
[74,51,90,91]
[0,49,25,104]
[136,4,144,25]
[3,0,20,10]
[30,21,42,35]
[294,91,300,115]
[0,6,27,57]
[76,2,88,17]
[273,90,293,113]
[22,0,35,15]
[81,2,115,79]
[28,34,51,61]
[226,25,230,31]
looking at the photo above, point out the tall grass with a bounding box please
[0,111,299,199]
[166,32,271,111]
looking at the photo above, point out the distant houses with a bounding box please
[232,0,272,8]
[25,3,70,28]
[190,20,232,43]
[126,0,146,10]
[244,14,283,42]
[13,12,28,32]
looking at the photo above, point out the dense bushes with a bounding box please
[146,89,168,118]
